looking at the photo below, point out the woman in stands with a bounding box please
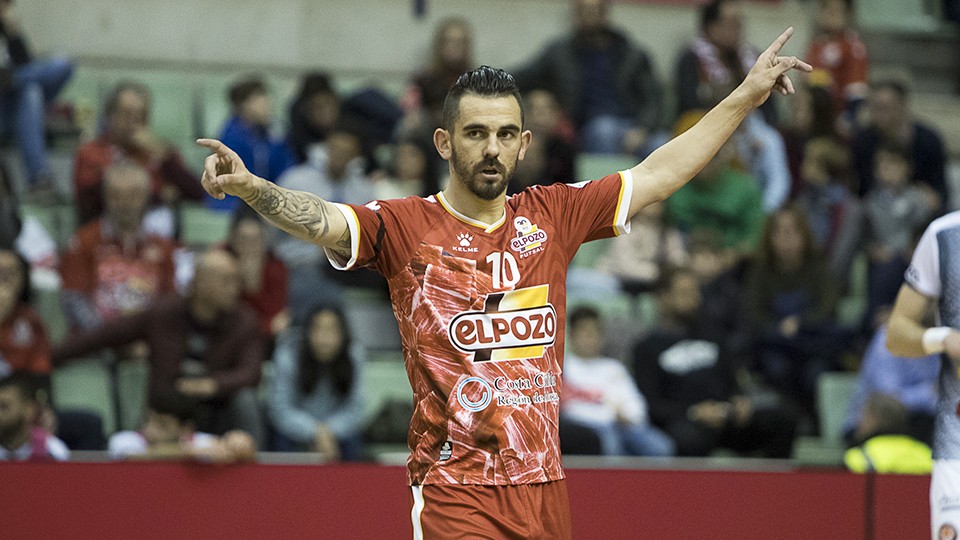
[267,303,366,461]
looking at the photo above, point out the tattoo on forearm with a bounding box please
[249,186,285,216]
[335,229,351,249]
[245,184,333,242]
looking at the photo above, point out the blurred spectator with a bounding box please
[510,89,575,195]
[225,210,289,347]
[744,206,846,420]
[596,201,687,295]
[277,123,374,206]
[109,391,254,463]
[861,142,938,332]
[60,163,177,332]
[53,249,266,449]
[633,267,796,458]
[275,123,379,318]
[287,72,340,164]
[805,0,869,130]
[73,81,205,225]
[210,76,295,211]
[0,0,73,199]
[793,136,862,287]
[0,160,57,282]
[844,393,932,474]
[737,112,791,213]
[676,0,776,125]
[780,83,837,198]
[0,248,105,450]
[398,17,472,148]
[268,304,366,461]
[561,306,675,457]
[852,80,947,203]
[0,248,48,378]
[687,230,752,362]
[843,325,938,447]
[376,137,441,200]
[513,0,664,156]
[665,137,765,259]
[0,372,68,461]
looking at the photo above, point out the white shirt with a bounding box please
[562,352,648,426]
[0,433,70,461]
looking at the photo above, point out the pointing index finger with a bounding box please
[764,27,794,57]
[196,138,239,161]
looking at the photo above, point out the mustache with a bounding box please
[474,159,505,174]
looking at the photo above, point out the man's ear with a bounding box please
[517,130,533,161]
[434,128,452,160]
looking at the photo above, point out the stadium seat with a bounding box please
[51,357,116,436]
[363,351,412,460]
[791,371,859,466]
[115,359,150,431]
[32,285,68,345]
[179,202,233,246]
[574,153,637,183]
[343,298,402,352]
[817,371,859,445]
[20,203,78,250]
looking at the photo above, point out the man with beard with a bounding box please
[0,372,69,461]
[196,28,809,539]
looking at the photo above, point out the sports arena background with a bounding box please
[8,0,959,537]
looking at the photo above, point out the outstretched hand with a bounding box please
[197,138,259,201]
[740,27,813,109]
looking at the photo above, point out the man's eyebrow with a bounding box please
[461,123,521,132]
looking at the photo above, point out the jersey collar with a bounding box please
[435,192,507,233]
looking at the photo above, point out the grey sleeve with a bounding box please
[324,344,368,439]
[267,332,319,444]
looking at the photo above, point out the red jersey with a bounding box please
[329,172,632,486]
[60,220,177,323]
[806,29,869,113]
[0,305,51,375]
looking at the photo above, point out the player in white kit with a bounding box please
[888,211,960,540]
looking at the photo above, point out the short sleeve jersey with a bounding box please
[806,30,869,110]
[327,172,633,485]
[905,211,960,459]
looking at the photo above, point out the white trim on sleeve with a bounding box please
[323,203,361,271]
[614,169,634,236]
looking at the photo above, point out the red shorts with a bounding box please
[410,480,571,540]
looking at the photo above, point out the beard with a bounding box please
[450,144,516,201]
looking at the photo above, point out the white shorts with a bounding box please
[932,460,960,539]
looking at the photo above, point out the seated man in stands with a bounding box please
[851,79,947,204]
[633,266,796,458]
[561,306,675,457]
[512,0,665,156]
[0,372,69,461]
[60,162,177,333]
[54,249,266,449]
[73,81,206,226]
[109,390,254,463]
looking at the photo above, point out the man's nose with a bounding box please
[483,134,500,158]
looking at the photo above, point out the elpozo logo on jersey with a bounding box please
[448,284,557,362]
[509,216,547,258]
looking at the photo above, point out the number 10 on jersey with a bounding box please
[486,252,520,289]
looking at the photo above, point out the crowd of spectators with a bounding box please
[0,0,955,465]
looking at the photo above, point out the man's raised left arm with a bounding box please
[624,27,811,217]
